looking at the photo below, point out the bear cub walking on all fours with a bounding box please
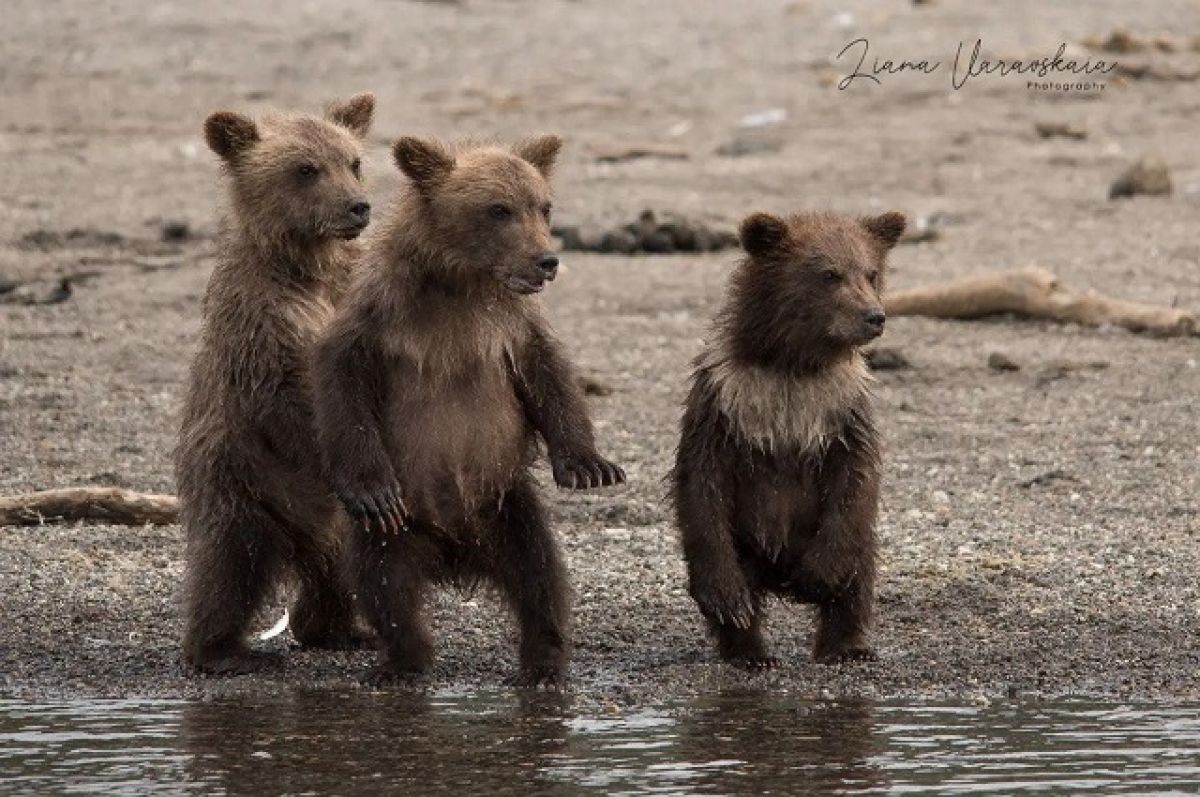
[672,209,906,668]
[176,93,376,675]
[312,134,625,687]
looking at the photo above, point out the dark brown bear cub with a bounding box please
[177,93,375,675]
[672,209,905,668]
[312,135,625,687]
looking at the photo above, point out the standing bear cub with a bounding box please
[312,135,625,686]
[177,93,375,674]
[672,209,906,668]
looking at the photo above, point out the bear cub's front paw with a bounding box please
[337,479,409,534]
[551,453,626,490]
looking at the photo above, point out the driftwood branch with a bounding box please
[0,488,178,527]
[886,268,1197,338]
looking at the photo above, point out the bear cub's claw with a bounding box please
[813,645,878,665]
[691,581,756,630]
[730,654,782,671]
[337,480,410,534]
[508,664,566,690]
[551,453,625,490]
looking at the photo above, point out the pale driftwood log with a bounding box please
[0,487,178,527]
[885,268,1197,338]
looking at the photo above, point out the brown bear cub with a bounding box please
[312,135,625,687]
[672,209,906,669]
[177,93,376,675]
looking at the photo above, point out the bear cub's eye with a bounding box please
[541,202,552,221]
[822,268,842,284]
[350,158,362,179]
[297,163,319,178]
[488,204,514,221]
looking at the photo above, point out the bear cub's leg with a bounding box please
[811,576,877,664]
[182,517,280,675]
[710,608,780,670]
[490,478,570,687]
[289,552,372,651]
[347,528,434,683]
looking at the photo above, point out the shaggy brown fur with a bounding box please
[672,209,905,669]
[312,135,625,687]
[176,93,376,675]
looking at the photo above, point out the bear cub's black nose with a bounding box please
[864,308,886,329]
[349,201,371,223]
[537,254,560,276]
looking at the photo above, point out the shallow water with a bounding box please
[1,691,1197,795]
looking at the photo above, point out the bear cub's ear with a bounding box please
[515,134,563,178]
[739,212,790,258]
[325,92,376,139]
[393,136,456,192]
[862,211,907,249]
[204,111,260,163]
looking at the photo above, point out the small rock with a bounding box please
[659,221,697,251]
[556,224,605,251]
[1109,156,1173,199]
[709,229,740,251]
[987,352,1020,372]
[579,375,614,397]
[1083,30,1146,54]
[640,230,675,254]
[1034,121,1088,140]
[1035,363,1073,387]
[1018,469,1071,488]
[160,220,191,242]
[737,108,787,129]
[559,212,740,255]
[714,136,784,157]
[898,214,942,244]
[864,347,911,371]
[598,230,638,254]
[17,227,125,251]
[1083,30,1185,54]
[43,279,73,305]
[0,278,73,306]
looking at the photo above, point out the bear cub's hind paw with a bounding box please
[186,647,280,678]
[508,663,567,690]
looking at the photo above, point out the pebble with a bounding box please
[714,136,784,157]
[987,352,1020,372]
[1034,121,1087,140]
[1109,157,1173,199]
[737,108,787,129]
[865,347,911,371]
[160,220,191,242]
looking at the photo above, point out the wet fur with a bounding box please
[312,136,623,686]
[672,209,904,669]
[177,94,375,675]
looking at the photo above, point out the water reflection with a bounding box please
[568,692,887,794]
[2,692,1199,795]
[180,690,573,796]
